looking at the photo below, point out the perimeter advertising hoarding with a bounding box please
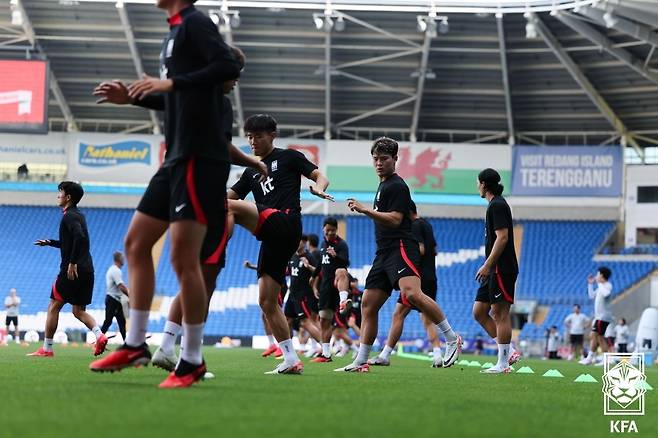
[511,146,623,197]
[0,60,49,134]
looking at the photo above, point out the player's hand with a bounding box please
[34,239,50,246]
[310,186,334,202]
[327,247,337,258]
[300,256,309,267]
[256,161,268,183]
[347,198,365,213]
[93,80,134,105]
[475,263,490,283]
[313,288,320,299]
[587,275,595,284]
[128,74,173,100]
[67,263,78,281]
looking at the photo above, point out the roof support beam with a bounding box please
[335,95,417,128]
[579,6,658,48]
[117,4,161,134]
[558,11,658,84]
[531,13,644,161]
[409,29,431,143]
[324,24,331,140]
[333,48,421,70]
[598,1,658,29]
[497,15,515,145]
[333,70,415,97]
[14,0,78,132]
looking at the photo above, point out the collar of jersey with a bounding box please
[168,5,195,26]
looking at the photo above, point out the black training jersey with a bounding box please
[412,217,437,284]
[317,237,349,290]
[485,196,518,274]
[350,287,363,317]
[310,249,322,267]
[288,251,314,300]
[47,207,94,273]
[134,5,240,166]
[221,95,233,143]
[230,148,318,211]
[373,173,414,250]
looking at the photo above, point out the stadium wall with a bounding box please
[624,165,658,247]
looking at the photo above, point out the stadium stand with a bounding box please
[1,206,655,340]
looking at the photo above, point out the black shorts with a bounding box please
[397,280,437,309]
[319,281,339,312]
[5,316,18,327]
[137,158,229,227]
[569,334,584,346]
[51,271,94,305]
[255,206,302,286]
[332,311,349,329]
[284,297,305,319]
[592,320,610,336]
[618,344,628,353]
[548,351,559,359]
[365,239,421,295]
[201,198,229,267]
[475,269,516,304]
[302,294,319,316]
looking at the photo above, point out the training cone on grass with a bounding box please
[481,362,494,369]
[458,359,470,366]
[542,369,565,378]
[574,374,598,383]
[516,366,535,374]
[468,361,482,367]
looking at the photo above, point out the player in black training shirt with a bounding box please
[338,138,461,372]
[228,114,332,375]
[369,201,444,367]
[309,217,350,363]
[284,235,322,344]
[90,0,241,388]
[30,182,108,358]
[473,168,520,374]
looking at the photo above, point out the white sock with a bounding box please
[322,342,331,357]
[497,343,510,368]
[267,335,276,345]
[125,309,149,347]
[91,326,103,340]
[43,338,53,352]
[586,350,594,360]
[433,346,443,359]
[278,339,299,364]
[355,343,372,365]
[180,323,204,365]
[339,291,349,302]
[379,345,394,360]
[161,321,182,355]
[311,339,319,350]
[437,319,457,343]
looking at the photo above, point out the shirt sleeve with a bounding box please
[64,213,87,265]
[230,170,253,199]
[289,149,318,179]
[172,14,241,90]
[222,96,234,142]
[386,181,412,214]
[411,220,423,243]
[599,282,613,297]
[490,201,512,231]
[133,94,165,111]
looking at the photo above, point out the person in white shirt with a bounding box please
[580,267,613,365]
[100,251,129,340]
[564,304,589,361]
[4,288,21,343]
[547,325,561,359]
[604,320,616,352]
[615,318,629,353]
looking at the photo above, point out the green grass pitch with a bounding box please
[0,344,656,438]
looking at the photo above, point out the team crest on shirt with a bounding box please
[271,160,278,172]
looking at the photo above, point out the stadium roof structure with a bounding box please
[1,0,657,158]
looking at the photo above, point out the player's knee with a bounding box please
[71,306,84,319]
[258,294,278,313]
[319,309,334,320]
[335,268,347,280]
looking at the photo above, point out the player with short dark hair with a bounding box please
[30,182,108,358]
[337,137,461,372]
[369,201,444,367]
[100,251,129,341]
[310,217,350,363]
[473,168,520,374]
[228,113,333,375]
[580,267,613,365]
[564,304,589,360]
[90,0,241,388]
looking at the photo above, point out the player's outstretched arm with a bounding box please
[34,239,60,248]
[94,79,165,110]
[346,198,403,228]
[228,143,267,181]
[308,170,334,201]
